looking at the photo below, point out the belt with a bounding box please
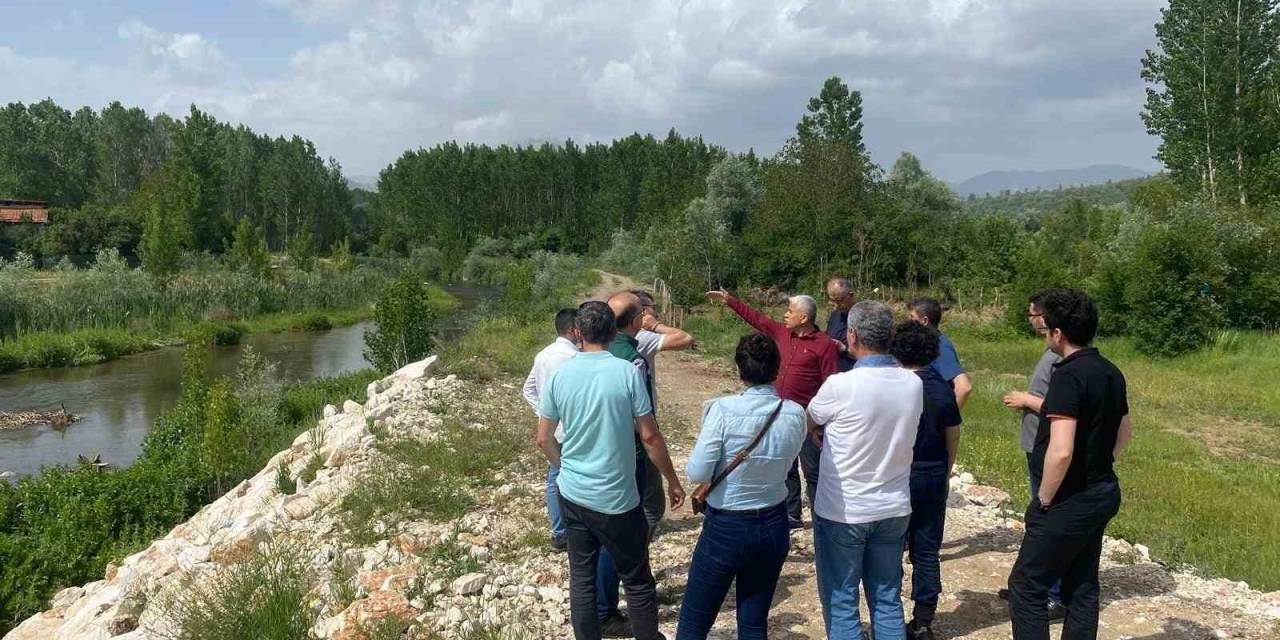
[706,503,786,518]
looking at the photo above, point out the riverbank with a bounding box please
[0,282,458,376]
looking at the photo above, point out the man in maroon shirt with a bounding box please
[707,289,839,528]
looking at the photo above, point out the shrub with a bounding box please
[184,322,246,347]
[153,539,317,640]
[363,272,436,373]
[1004,239,1071,332]
[293,313,333,332]
[1126,217,1225,356]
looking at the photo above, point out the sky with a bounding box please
[0,0,1167,182]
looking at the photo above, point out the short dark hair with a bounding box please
[576,301,617,345]
[1040,288,1098,346]
[907,297,943,326]
[629,289,656,307]
[891,320,940,368]
[614,299,642,330]
[735,333,781,386]
[1028,289,1051,310]
[553,308,577,336]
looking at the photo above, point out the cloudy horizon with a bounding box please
[1,0,1166,183]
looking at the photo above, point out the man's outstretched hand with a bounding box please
[705,289,729,304]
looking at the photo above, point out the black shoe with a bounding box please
[551,536,567,553]
[600,612,631,638]
[788,518,804,530]
[1047,598,1067,621]
[906,619,936,640]
[998,588,1010,601]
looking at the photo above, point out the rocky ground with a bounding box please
[5,352,1279,640]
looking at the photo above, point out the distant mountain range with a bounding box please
[345,175,379,191]
[951,164,1153,196]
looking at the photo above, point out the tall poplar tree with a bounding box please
[1142,0,1280,206]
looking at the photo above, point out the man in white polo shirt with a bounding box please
[807,300,922,640]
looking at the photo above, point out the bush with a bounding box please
[292,313,333,332]
[153,539,317,640]
[184,321,246,347]
[1126,217,1225,356]
[1004,239,1071,332]
[363,272,437,373]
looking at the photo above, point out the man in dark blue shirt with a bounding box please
[908,297,973,410]
[892,321,962,640]
[824,277,857,372]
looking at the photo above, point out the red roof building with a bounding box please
[0,200,49,224]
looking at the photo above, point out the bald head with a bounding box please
[608,291,643,336]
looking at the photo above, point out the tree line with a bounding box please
[0,100,354,269]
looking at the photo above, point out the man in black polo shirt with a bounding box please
[1007,289,1133,640]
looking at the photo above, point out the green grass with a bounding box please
[675,299,1280,590]
[338,384,534,544]
[0,275,458,374]
[438,314,557,380]
[951,326,1280,590]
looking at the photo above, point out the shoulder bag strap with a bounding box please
[703,399,786,496]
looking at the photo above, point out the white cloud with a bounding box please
[3,1,1167,180]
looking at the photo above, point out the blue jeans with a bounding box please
[908,462,949,624]
[676,503,790,639]
[1027,453,1063,604]
[815,513,910,640]
[547,464,565,542]
[597,447,648,620]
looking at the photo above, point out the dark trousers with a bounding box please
[907,462,949,624]
[562,496,662,640]
[1026,453,1063,604]
[1009,481,1121,640]
[785,437,821,522]
[642,458,665,538]
[597,448,648,620]
[676,503,791,640]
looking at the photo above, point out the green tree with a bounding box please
[201,379,245,494]
[137,166,197,283]
[225,217,270,277]
[1142,0,1280,206]
[1126,212,1226,355]
[793,77,867,156]
[288,228,316,272]
[363,272,436,373]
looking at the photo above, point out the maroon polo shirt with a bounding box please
[726,295,839,407]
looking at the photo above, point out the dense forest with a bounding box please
[0,100,354,265]
[961,178,1152,221]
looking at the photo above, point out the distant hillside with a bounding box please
[345,175,379,192]
[952,164,1152,196]
[962,176,1154,219]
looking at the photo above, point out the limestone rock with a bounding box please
[451,572,489,596]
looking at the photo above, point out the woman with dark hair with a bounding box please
[676,333,807,640]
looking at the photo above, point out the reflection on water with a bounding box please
[0,285,491,477]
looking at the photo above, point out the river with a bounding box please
[0,285,490,477]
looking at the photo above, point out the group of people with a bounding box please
[523,280,1132,640]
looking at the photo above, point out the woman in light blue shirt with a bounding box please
[676,334,807,640]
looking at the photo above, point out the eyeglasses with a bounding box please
[1027,312,1043,318]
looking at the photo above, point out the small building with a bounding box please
[0,200,50,224]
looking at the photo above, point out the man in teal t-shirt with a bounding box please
[537,300,684,640]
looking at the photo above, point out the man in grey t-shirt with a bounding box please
[1001,290,1065,615]
[631,289,694,538]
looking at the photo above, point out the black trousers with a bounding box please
[785,437,821,522]
[561,496,662,640]
[1008,481,1121,640]
[641,458,665,539]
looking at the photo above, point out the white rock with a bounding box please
[447,606,466,624]
[538,586,566,603]
[1135,544,1151,561]
[322,404,337,418]
[392,355,438,381]
[342,399,364,415]
[452,572,489,596]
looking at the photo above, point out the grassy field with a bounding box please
[680,302,1280,591]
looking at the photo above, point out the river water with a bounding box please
[0,286,489,477]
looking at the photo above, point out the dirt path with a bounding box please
[585,269,635,302]
[644,350,1280,640]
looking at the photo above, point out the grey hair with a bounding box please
[828,277,853,295]
[789,295,818,324]
[848,300,894,353]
